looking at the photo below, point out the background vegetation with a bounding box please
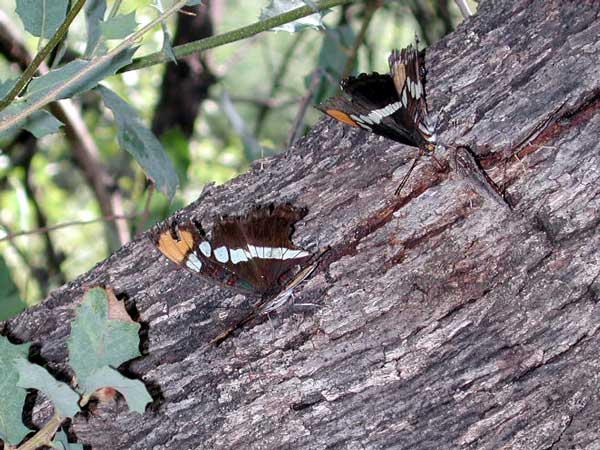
[0,0,475,320]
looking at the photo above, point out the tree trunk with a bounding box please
[151,1,216,138]
[3,0,600,448]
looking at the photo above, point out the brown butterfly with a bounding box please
[151,204,325,343]
[316,45,437,194]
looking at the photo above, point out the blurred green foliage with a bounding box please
[0,0,476,319]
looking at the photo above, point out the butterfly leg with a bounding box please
[395,151,423,195]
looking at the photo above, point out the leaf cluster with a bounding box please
[0,287,150,448]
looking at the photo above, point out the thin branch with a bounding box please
[454,0,473,18]
[0,214,143,243]
[254,33,305,137]
[108,0,124,19]
[136,184,154,233]
[340,0,380,80]
[21,137,66,287]
[0,0,86,111]
[0,0,193,135]
[0,0,356,135]
[230,95,300,108]
[287,70,322,147]
[123,0,358,73]
[17,412,63,450]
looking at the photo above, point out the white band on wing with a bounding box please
[224,245,310,264]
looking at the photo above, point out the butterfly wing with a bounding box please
[211,204,312,295]
[316,73,421,147]
[151,219,256,293]
[317,45,437,151]
[152,205,313,296]
[388,45,436,150]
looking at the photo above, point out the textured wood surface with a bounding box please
[3,0,600,448]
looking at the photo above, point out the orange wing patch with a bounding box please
[391,62,407,96]
[156,229,194,265]
[325,109,360,128]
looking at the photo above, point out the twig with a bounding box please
[287,70,322,147]
[123,0,357,73]
[0,0,86,111]
[0,0,356,135]
[108,0,124,19]
[340,0,380,80]
[0,214,142,243]
[454,0,473,19]
[254,33,305,137]
[137,184,155,233]
[0,0,194,134]
[229,95,300,108]
[21,138,66,287]
[16,412,62,450]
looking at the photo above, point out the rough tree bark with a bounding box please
[3,0,600,448]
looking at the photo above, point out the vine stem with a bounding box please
[0,213,143,242]
[122,0,357,73]
[16,412,62,450]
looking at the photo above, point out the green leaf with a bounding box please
[154,0,177,63]
[53,429,84,450]
[161,26,177,64]
[0,336,31,445]
[15,0,69,39]
[24,110,63,138]
[82,366,151,414]
[0,78,16,98]
[0,47,137,140]
[186,0,203,5]
[27,48,137,102]
[14,357,80,418]
[101,12,137,40]
[84,0,107,57]
[67,287,141,387]
[260,0,328,33]
[0,255,26,321]
[97,85,178,200]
